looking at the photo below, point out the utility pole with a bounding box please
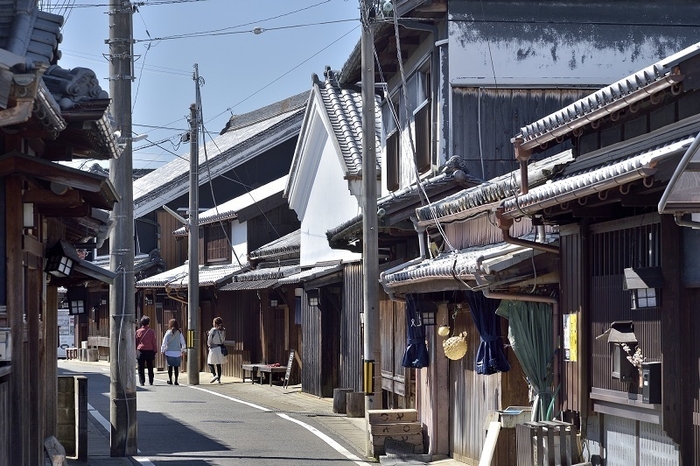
[360,0,381,455]
[187,67,200,384]
[107,0,136,456]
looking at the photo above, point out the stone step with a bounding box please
[367,408,418,424]
[371,422,422,435]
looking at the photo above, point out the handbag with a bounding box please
[136,350,141,360]
[220,344,228,356]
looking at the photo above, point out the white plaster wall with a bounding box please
[449,32,693,87]
[230,220,248,265]
[300,137,362,265]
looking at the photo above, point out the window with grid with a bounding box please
[204,224,229,264]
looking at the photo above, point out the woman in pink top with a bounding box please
[135,316,157,386]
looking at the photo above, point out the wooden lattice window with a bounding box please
[204,224,229,264]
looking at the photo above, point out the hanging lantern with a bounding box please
[437,325,451,337]
[443,331,468,360]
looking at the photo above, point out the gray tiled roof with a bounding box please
[219,262,301,291]
[327,171,482,247]
[248,229,300,261]
[135,262,245,289]
[172,176,289,234]
[133,102,304,218]
[380,234,557,290]
[501,134,695,219]
[312,68,382,177]
[414,150,574,227]
[274,262,344,287]
[220,91,308,134]
[514,42,700,150]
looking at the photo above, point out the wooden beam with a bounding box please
[23,186,82,207]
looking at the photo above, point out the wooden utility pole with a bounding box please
[187,70,200,384]
[360,0,381,455]
[107,0,137,456]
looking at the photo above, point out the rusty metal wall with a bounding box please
[340,263,363,391]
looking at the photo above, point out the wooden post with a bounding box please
[346,392,365,418]
[333,388,353,414]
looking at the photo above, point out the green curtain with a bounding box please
[496,299,554,421]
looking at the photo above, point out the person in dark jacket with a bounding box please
[135,316,157,386]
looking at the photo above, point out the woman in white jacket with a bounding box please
[161,319,186,385]
[207,316,226,383]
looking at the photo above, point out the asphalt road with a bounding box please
[58,360,372,465]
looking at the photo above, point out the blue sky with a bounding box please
[55,0,362,168]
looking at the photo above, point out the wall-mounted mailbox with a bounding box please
[0,328,11,361]
[642,361,661,404]
[597,321,638,382]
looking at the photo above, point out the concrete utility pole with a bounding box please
[360,0,381,455]
[187,75,200,384]
[107,0,137,456]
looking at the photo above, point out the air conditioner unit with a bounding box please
[0,328,10,361]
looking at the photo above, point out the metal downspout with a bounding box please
[473,260,560,420]
[673,213,700,229]
[495,207,559,255]
[513,138,532,194]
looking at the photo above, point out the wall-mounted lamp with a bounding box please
[306,288,319,307]
[623,267,663,310]
[417,299,438,326]
[67,287,88,315]
[44,240,79,278]
[23,203,34,228]
[596,320,638,382]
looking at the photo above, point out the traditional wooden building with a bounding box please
[0,1,120,463]
[338,0,700,463]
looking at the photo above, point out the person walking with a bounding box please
[207,317,226,383]
[161,318,186,385]
[135,316,157,386]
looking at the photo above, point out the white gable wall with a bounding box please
[230,220,248,266]
[301,135,361,265]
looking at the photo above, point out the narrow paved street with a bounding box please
[59,360,373,465]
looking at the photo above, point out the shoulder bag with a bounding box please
[218,330,228,356]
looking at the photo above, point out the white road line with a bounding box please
[87,403,155,466]
[188,386,371,466]
[277,413,372,466]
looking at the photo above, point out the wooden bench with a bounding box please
[257,365,287,386]
[241,363,288,385]
[241,363,261,383]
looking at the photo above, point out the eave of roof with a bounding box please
[380,234,558,294]
[274,261,344,287]
[327,171,482,247]
[514,42,700,151]
[248,229,301,262]
[135,263,245,289]
[502,130,697,219]
[133,108,303,218]
[414,150,574,227]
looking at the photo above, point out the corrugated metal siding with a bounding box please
[589,220,661,392]
[451,88,594,180]
[340,263,362,391]
[560,226,583,414]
